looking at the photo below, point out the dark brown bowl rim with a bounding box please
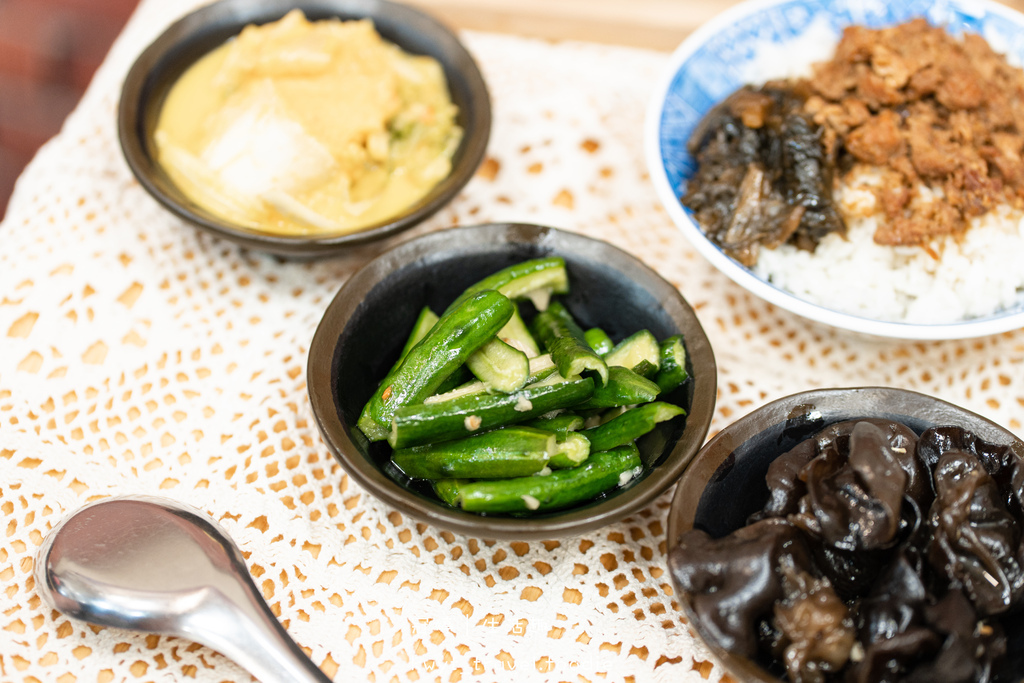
[666,386,1024,683]
[307,222,718,540]
[118,0,491,258]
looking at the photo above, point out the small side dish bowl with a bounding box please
[666,387,1024,682]
[119,0,490,258]
[645,0,1024,339]
[307,223,717,540]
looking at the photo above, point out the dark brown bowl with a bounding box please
[119,0,490,258]
[666,387,1024,682]
[307,223,717,539]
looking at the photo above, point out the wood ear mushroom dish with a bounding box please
[671,418,1024,683]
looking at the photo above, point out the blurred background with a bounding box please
[0,0,138,216]
[4,0,1024,219]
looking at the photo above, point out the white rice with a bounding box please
[753,175,1024,323]
[734,20,1024,323]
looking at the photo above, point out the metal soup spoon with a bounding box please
[35,495,332,683]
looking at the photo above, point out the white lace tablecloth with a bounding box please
[2,1,1023,682]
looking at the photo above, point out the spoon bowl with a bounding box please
[35,495,331,683]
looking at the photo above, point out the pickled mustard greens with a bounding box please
[154,10,463,236]
[354,257,692,516]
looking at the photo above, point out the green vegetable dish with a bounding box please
[355,257,692,516]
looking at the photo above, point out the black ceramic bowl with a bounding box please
[667,387,1024,683]
[119,0,491,258]
[307,223,717,539]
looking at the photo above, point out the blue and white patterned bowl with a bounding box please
[645,0,1024,340]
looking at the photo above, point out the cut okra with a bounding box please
[467,338,529,393]
[391,427,556,479]
[655,335,689,394]
[605,329,660,377]
[524,413,584,441]
[574,365,660,410]
[433,443,642,513]
[425,355,558,405]
[389,377,595,449]
[357,290,514,441]
[630,359,659,379]
[581,402,685,452]
[584,328,614,356]
[530,301,608,387]
[382,307,440,378]
[497,305,541,358]
[547,431,590,469]
[399,307,440,361]
[446,257,569,314]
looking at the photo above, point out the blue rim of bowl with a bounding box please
[644,0,1024,340]
[119,0,491,257]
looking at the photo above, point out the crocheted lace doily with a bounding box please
[1,1,1022,682]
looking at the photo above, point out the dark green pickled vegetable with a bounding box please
[357,290,514,441]
[391,427,555,479]
[389,377,595,449]
[581,402,685,452]
[433,443,642,513]
[530,301,608,387]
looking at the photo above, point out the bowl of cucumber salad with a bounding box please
[308,223,717,539]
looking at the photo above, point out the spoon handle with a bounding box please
[186,585,333,683]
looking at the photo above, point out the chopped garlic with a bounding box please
[514,396,533,412]
[534,467,552,477]
[464,415,482,431]
[618,466,642,487]
[521,494,541,510]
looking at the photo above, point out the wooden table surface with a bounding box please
[405,0,1024,50]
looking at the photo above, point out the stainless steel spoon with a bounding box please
[35,495,332,683]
